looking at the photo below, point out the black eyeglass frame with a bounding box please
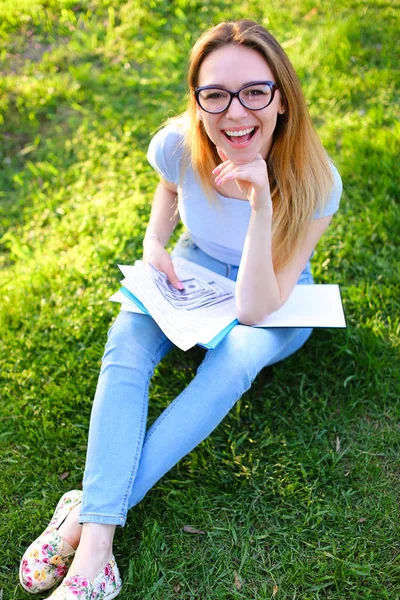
[194,80,279,114]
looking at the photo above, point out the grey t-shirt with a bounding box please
[147,122,342,269]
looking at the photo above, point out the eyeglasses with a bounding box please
[194,81,278,114]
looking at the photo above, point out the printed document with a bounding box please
[117,258,238,351]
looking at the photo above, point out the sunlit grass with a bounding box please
[0,1,399,598]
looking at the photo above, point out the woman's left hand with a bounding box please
[212,148,272,214]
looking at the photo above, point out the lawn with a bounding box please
[0,0,399,598]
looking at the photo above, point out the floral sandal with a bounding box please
[47,557,122,599]
[19,490,82,593]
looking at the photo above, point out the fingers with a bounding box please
[215,164,255,188]
[214,162,236,186]
[212,160,230,178]
[212,152,266,178]
[212,148,242,179]
[144,245,184,290]
[160,258,184,290]
[213,158,242,185]
[212,147,235,178]
[215,159,268,189]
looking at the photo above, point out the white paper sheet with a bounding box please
[109,291,145,313]
[254,284,346,328]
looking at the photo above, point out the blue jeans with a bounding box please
[80,235,313,525]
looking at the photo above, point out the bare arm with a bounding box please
[214,150,333,325]
[236,211,332,324]
[142,178,183,289]
[144,178,179,244]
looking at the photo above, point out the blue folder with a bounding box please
[120,286,238,350]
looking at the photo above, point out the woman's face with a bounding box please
[197,44,284,164]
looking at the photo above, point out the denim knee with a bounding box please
[211,324,312,388]
[105,311,172,365]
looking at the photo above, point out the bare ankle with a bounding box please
[80,523,116,550]
[68,526,116,581]
[58,505,83,549]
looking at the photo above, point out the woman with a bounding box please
[20,19,342,599]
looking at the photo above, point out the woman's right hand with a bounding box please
[143,237,184,290]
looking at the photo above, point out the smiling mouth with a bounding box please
[223,126,257,144]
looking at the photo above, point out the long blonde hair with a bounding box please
[184,20,334,270]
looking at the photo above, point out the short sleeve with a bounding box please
[147,123,185,186]
[313,162,343,219]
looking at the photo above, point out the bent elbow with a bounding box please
[237,309,271,326]
[237,313,255,326]
[236,301,284,326]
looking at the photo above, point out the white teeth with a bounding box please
[225,127,255,137]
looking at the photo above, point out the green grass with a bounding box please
[0,0,399,598]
